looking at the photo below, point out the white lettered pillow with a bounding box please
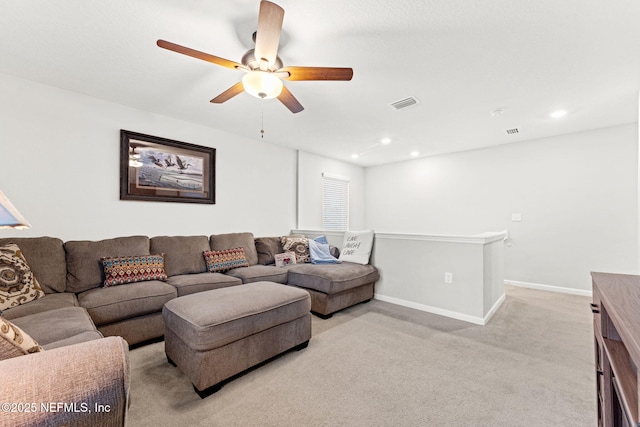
[338,230,374,265]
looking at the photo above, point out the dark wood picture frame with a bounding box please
[120,130,216,204]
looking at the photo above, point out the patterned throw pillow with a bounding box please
[203,248,249,273]
[0,316,43,360]
[0,243,45,311]
[280,236,311,264]
[100,254,167,287]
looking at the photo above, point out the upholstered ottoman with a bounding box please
[287,262,380,318]
[162,281,311,397]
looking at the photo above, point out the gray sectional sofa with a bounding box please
[1,231,379,346]
[0,231,378,425]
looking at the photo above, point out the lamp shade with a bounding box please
[0,191,30,229]
[242,70,283,100]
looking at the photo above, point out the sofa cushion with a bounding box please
[210,232,258,266]
[0,243,45,311]
[11,307,100,348]
[225,265,288,284]
[77,280,176,326]
[101,254,167,287]
[255,236,283,265]
[65,236,150,293]
[150,235,210,276]
[0,237,67,293]
[1,292,78,321]
[0,316,43,360]
[167,273,242,297]
[281,236,310,264]
[287,262,380,294]
[42,331,104,350]
[203,248,249,273]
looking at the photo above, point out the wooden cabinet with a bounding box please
[591,272,640,427]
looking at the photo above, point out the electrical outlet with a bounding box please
[445,272,453,284]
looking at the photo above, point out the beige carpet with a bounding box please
[127,285,596,426]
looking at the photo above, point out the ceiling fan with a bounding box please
[157,0,353,114]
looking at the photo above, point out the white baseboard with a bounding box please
[505,280,592,297]
[374,293,506,326]
[484,293,506,324]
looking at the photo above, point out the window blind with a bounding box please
[322,173,350,231]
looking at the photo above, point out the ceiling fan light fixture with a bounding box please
[242,70,283,99]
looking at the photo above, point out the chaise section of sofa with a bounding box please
[65,236,177,345]
[151,235,242,296]
[287,262,379,318]
[253,234,380,318]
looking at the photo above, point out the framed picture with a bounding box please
[120,130,215,204]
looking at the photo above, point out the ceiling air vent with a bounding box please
[390,96,419,111]
[506,128,519,135]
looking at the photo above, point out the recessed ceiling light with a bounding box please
[381,138,392,145]
[550,110,567,119]
[351,154,359,159]
[410,151,419,157]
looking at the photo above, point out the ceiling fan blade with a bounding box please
[279,66,354,81]
[277,85,304,114]
[157,39,245,70]
[254,1,284,69]
[210,82,245,103]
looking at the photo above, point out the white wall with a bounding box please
[365,124,638,292]
[0,73,297,241]
[371,232,505,324]
[297,151,365,231]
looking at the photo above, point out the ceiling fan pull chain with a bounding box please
[260,100,265,139]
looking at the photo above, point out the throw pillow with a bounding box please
[274,251,297,267]
[309,236,340,265]
[100,254,167,287]
[0,243,45,311]
[255,237,284,265]
[203,248,249,273]
[338,230,375,265]
[0,316,43,360]
[280,236,310,264]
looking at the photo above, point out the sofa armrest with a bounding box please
[0,336,129,427]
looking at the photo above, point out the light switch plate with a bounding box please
[511,213,522,222]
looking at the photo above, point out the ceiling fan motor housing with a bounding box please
[242,49,283,71]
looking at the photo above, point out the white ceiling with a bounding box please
[1,0,639,166]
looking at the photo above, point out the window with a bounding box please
[322,173,350,231]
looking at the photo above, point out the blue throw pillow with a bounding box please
[309,236,340,264]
